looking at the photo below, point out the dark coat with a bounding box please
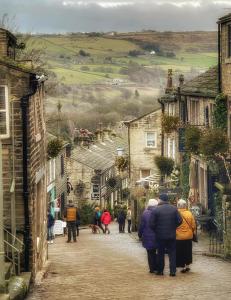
[47,213,55,228]
[138,207,158,250]
[117,210,126,224]
[149,202,182,240]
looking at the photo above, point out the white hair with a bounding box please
[147,199,159,207]
[177,199,187,209]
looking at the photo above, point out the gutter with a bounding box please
[20,74,38,272]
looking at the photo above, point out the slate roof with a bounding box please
[180,67,218,97]
[217,13,231,24]
[71,136,128,172]
[124,108,162,124]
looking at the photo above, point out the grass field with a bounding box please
[27,32,217,86]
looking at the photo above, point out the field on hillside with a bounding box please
[24,31,218,136]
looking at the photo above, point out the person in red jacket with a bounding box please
[101,209,111,234]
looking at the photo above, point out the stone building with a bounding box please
[67,131,128,209]
[125,109,162,229]
[0,28,47,279]
[217,13,231,257]
[159,67,218,211]
[46,133,69,218]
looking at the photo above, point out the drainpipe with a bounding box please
[218,23,222,93]
[158,98,165,156]
[20,74,38,272]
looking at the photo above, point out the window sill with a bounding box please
[225,58,231,64]
[144,147,157,151]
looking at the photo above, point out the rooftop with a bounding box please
[180,66,218,97]
[217,13,231,24]
[71,136,128,172]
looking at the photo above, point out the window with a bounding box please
[146,132,157,148]
[0,86,10,138]
[228,24,231,57]
[189,100,200,125]
[61,155,64,177]
[168,103,175,116]
[140,169,150,179]
[49,159,56,183]
[167,138,175,159]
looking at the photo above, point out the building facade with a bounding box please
[0,28,47,278]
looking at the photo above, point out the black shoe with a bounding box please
[155,271,164,275]
[181,268,187,273]
[66,240,71,243]
[73,240,77,242]
[170,273,176,277]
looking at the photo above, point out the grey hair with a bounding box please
[177,199,187,208]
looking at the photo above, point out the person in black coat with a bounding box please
[149,194,182,276]
[117,207,127,233]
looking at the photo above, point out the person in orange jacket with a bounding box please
[101,209,111,234]
[176,199,196,273]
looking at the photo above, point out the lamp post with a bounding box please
[0,139,5,292]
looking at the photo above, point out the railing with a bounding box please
[209,219,224,256]
[3,227,24,275]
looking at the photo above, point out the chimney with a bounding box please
[165,69,173,94]
[95,130,102,142]
[102,128,111,140]
[0,28,17,59]
[179,74,184,87]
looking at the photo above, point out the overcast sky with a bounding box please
[0,0,230,33]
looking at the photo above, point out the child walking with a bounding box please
[101,209,112,234]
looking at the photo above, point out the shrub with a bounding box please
[79,203,95,225]
[185,126,202,154]
[128,50,143,57]
[80,66,90,71]
[47,138,63,158]
[155,156,174,176]
[199,128,229,158]
[213,93,227,130]
[161,114,179,134]
[79,49,90,57]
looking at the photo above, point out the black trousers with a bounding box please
[128,220,131,233]
[119,222,125,232]
[147,249,158,272]
[157,239,176,274]
[67,221,77,241]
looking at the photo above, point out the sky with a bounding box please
[0,0,230,33]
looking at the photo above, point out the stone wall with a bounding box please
[66,157,95,206]
[129,109,162,188]
[0,61,47,278]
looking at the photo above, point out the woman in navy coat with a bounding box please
[138,199,159,273]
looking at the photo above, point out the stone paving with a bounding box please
[27,223,231,300]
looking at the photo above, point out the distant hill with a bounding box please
[23,31,218,135]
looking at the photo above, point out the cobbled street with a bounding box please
[27,223,231,300]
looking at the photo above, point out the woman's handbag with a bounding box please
[181,214,198,243]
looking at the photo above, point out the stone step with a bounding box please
[0,294,10,300]
[20,272,32,292]
[4,262,12,280]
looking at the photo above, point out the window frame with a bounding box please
[0,85,10,139]
[228,24,231,58]
[167,137,176,160]
[146,131,157,148]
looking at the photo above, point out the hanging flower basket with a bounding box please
[154,155,174,177]
[106,177,118,188]
[115,156,128,172]
[47,138,63,158]
[161,114,180,134]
